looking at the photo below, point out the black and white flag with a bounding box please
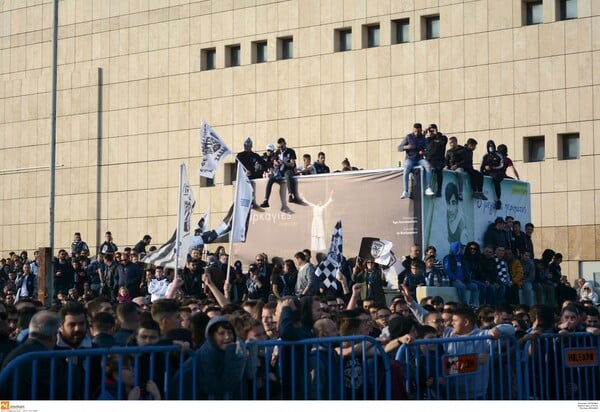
[315,219,343,291]
[198,120,231,178]
[359,237,402,290]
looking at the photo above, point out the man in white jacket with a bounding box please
[148,266,170,302]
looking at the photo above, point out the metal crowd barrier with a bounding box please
[0,336,391,401]
[520,332,599,400]
[395,335,522,400]
[1,333,597,400]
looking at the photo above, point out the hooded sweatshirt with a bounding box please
[480,140,504,176]
[579,282,598,304]
[170,316,250,400]
[443,241,465,282]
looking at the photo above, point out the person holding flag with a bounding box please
[236,137,267,209]
[315,219,346,298]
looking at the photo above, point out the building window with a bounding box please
[525,136,545,162]
[558,133,579,160]
[524,1,543,25]
[201,48,216,70]
[278,37,293,60]
[226,44,241,67]
[335,28,352,52]
[558,0,577,20]
[200,177,215,187]
[424,15,440,40]
[224,163,237,185]
[252,41,268,63]
[364,24,380,48]
[392,18,410,44]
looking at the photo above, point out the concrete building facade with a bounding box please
[1,0,599,280]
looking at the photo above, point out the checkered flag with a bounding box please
[316,219,343,291]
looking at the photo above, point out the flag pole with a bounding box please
[174,163,185,278]
[226,162,242,283]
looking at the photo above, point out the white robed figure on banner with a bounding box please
[302,191,333,252]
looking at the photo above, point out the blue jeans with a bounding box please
[521,281,534,306]
[453,280,479,305]
[472,280,495,305]
[403,158,432,192]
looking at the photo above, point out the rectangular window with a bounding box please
[278,37,293,60]
[226,44,241,67]
[425,15,440,39]
[558,133,579,160]
[201,48,216,70]
[525,136,545,162]
[200,177,215,187]
[366,24,380,48]
[525,1,543,25]
[335,28,352,52]
[253,41,268,63]
[558,0,577,20]
[224,163,237,185]
[393,18,410,44]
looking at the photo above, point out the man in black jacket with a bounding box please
[1,310,69,400]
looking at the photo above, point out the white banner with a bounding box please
[198,120,232,178]
[175,163,196,269]
[231,162,253,242]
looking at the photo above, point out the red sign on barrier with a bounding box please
[442,354,479,376]
[564,348,598,368]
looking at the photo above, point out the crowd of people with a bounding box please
[0,125,598,400]
[0,221,598,399]
[398,123,519,209]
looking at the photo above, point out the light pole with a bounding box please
[48,0,59,303]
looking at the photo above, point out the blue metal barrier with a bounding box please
[0,345,185,400]
[395,335,523,400]
[0,336,390,401]
[1,333,597,400]
[520,333,600,400]
[246,335,391,400]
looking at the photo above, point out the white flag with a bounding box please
[231,162,253,242]
[198,120,231,178]
[175,163,196,269]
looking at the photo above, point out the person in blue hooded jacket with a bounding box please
[443,242,479,306]
[169,315,257,400]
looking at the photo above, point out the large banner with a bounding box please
[422,170,531,257]
[231,168,531,267]
[233,169,421,264]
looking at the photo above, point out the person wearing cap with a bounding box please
[425,124,447,197]
[133,234,152,255]
[398,123,434,198]
[236,137,269,180]
[262,143,276,175]
[237,137,269,209]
